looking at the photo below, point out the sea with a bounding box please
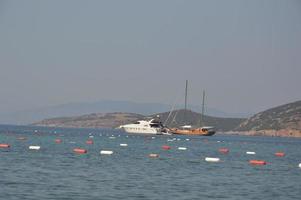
[0,124,301,200]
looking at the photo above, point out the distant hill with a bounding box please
[154,109,245,132]
[0,100,250,125]
[33,110,245,132]
[234,100,301,137]
[32,112,144,129]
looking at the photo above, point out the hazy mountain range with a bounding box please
[0,100,250,125]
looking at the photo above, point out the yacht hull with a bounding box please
[169,128,215,136]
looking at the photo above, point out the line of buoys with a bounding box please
[55,139,62,144]
[249,160,267,165]
[86,140,93,145]
[100,150,113,155]
[162,145,171,150]
[205,157,220,162]
[29,146,41,150]
[275,152,285,157]
[178,147,187,150]
[120,143,128,147]
[246,151,256,155]
[219,148,229,154]
[73,148,87,154]
[149,153,159,158]
[0,144,10,148]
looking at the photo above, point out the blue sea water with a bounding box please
[0,125,301,200]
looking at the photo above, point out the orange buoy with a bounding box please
[162,145,171,150]
[275,152,285,157]
[73,148,87,154]
[149,153,159,158]
[86,140,93,145]
[55,139,62,144]
[0,144,10,148]
[219,148,229,154]
[249,160,267,165]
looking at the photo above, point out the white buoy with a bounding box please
[151,137,155,139]
[205,157,220,162]
[178,147,187,150]
[185,138,190,141]
[29,146,40,150]
[298,163,301,168]
[89,135,94,138]
[100,150,113,155]
[109,136,116,139]
[120,143,128,147]
[246,151,256,155]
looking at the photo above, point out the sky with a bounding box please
[0,0,300,115]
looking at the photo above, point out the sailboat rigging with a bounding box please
[168,80,215,136]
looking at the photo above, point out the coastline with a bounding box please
[225,129,301,138]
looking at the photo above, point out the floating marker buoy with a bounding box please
[299,163,301,168]
[149,153,159,158]
[109,137,116,139]
[205,157,220,162]
[249,160,266,165]
[89,135,94,138]
[185,138,190,141]
[219,148,229,154]
[151,137,155,139]
[178,147,187,150]
[73,148,87,154]
[17,137,26,140]
[120,144,128,147]
[86,140,93,145]
[0,144,10,148]
[162,145,171,150]
[246,151,256,155]
[275,152,285,157]
[29,146,40,150]
[55,139,62,144]
[100,150,113,155]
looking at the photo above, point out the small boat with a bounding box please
[169,125,215,136]
[169,80,216,136]
[119,117,168,135]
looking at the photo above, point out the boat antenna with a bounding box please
[200,90,205,127]
[184,80,188,125]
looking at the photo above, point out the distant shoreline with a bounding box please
[225,129,301,138]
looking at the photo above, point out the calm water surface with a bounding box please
[0,125,301,200]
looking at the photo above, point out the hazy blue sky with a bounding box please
[0,0,300,114]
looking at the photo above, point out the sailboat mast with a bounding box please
[184,80,188,124]
[184,80,188,111]
[200,90,205,127]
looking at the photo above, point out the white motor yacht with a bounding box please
[119,118,166,135]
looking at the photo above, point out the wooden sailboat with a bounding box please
[169,80,215,136]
